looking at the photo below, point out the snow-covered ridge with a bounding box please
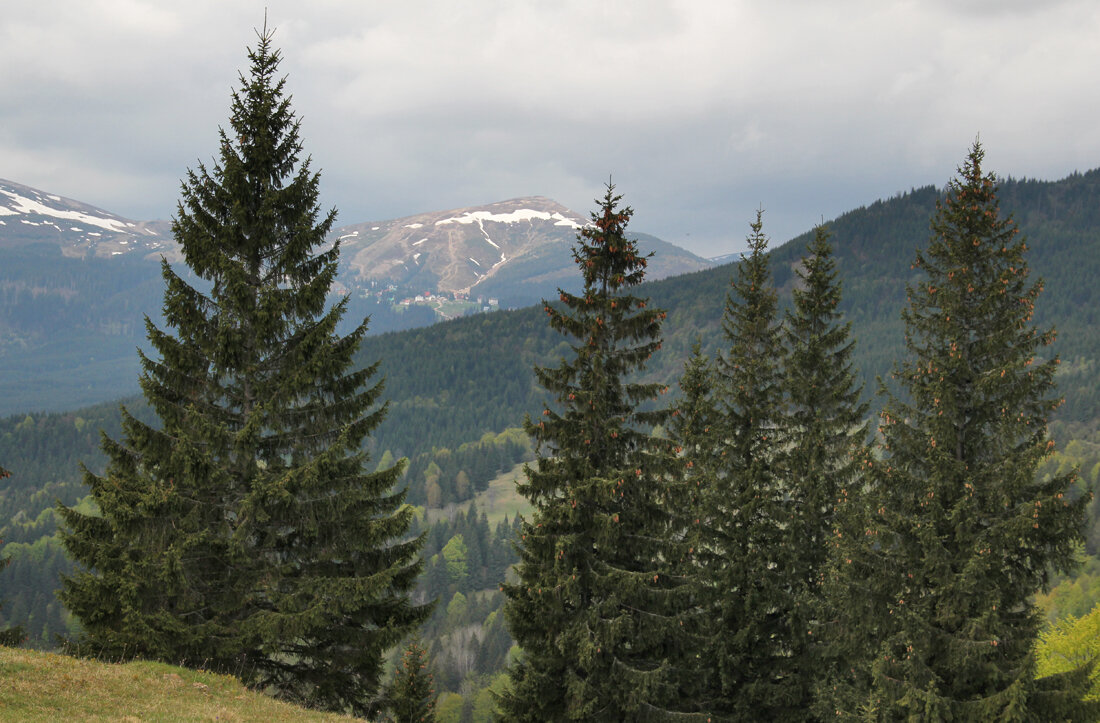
[0,188,132,234]
[435,209,581,229]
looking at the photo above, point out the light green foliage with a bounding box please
[0,464,25,646]
[444,592,468,629]
[1036,604,1100,700]
[1038,557,1100,622]
[442,535,469,584]
[435,693,465,723]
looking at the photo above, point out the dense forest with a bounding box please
[4,162,1100,718]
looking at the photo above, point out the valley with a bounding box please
[2,166,1100,718]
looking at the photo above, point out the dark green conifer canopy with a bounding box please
[826,141,1097,720]
[500,185,701,721]
[58,26,428,716]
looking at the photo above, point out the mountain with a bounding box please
[4,169,1099,430]
[0,179,173,257]
[351,169,1100,457]
[329,196,710,305]
[0,181,708,415]
[0,179,709,302]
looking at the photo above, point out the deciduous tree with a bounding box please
[0,465,26,647]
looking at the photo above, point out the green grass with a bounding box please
[425,462,532,527]
[473,463,532,525]
[0,646,364,722]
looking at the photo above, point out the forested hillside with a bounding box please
[3,167,1100,718]
[359,168,1100,461]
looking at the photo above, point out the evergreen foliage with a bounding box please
[668,340,720,561]
[387,636,438,723]
[781,225,870,715]
[828,142,1096,719]
[700,211,795,720]
[0,464,26,646]
[56,29,428,715]
[500,185,699,720]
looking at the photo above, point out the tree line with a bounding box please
[500,147,1097,720]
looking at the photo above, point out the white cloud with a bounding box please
[1,0,1098,256]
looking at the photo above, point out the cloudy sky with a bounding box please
[3,1,1098,257]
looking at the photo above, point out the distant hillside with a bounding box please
[0,181,707,415]
[330,196,710,306]
[0,178,173,258]
[357,169,1100,457]
[6,169,1097,456]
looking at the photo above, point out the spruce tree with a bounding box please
[833,142,1095,719]
[670,342,721,471]
[387,636,437,723]
[781,225,869,717]
[500,185,700,721]
[58,28,428,715]
[703,211,793,720]
[669,341,721,550]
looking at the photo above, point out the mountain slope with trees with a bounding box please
[3,161,1100,719]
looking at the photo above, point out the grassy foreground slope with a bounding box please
[0,646,362,722]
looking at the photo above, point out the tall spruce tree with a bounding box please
[58,28,428,715]
[703,211,794,720]
[781,225,869,717]
[829,142,1095,719]
[500,185,700,721]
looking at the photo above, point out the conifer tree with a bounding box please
[781,225,869,716]
[387,636,437,723]
[0,465,25,647]
[670,342,720,470]
[500,185,700,721]
[58,28,428,715]
[702,211,794,720]
[669,341,720,546]
[830,142,1096,719]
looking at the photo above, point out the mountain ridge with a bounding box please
[0,180,710,295]
[0,179,711,413]
[0,178,173,258]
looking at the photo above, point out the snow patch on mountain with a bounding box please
[0,188,131,233]
[435,209,581,229]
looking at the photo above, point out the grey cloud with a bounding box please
[1,0,1098,256]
